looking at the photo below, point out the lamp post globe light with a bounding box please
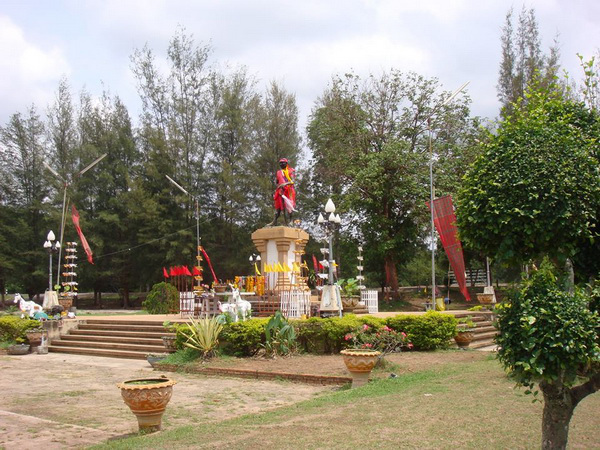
[43,230,61,293]
[317,199,342,317]
[249,253,261,274]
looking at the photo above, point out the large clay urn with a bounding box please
[117,377,176,432]
[340,349,381,388]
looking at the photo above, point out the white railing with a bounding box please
[280,290,311,319]
[361,290,378,314]
[179,291,196,317]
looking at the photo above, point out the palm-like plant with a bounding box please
[182,317,223,358]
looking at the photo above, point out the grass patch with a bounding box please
[158,348,201,366]
[91,358,600,449]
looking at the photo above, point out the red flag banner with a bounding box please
[183,266,192,277]
[426,195,471,301]
[192,266,201,276]
[200,247,218,283]
[163,267,169,278]
[71,205,94,265]
[170,267,176,277]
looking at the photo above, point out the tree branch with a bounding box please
[570,372,600,407]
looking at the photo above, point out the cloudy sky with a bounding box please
[1,0,598,132]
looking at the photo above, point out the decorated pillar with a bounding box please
[251,226,310,292]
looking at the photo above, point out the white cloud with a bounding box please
[0,15,70,119]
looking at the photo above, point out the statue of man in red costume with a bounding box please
[269,158,296,226]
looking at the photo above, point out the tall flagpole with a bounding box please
[428,82,469,308]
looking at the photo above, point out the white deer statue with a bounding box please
[218,285,252,322]
[14,293,44,318]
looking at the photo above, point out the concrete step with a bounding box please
[77,323,168,333]
[69,329,171,339]
[60,334,164,346]
[470,338,497,349]
[472,331,498,342]
[48,345,150,360]
[84,319,178,326]
[51,339,166,353]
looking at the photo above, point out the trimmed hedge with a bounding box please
[386,311,458,350]
[215,313,457,356]
[0,316,41,343]
[220,318,269,356]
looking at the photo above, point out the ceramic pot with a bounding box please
[454,331,474,348]
[117,377,176,432]
[340,349,381,388]
[7,344,30,355]
[477,293,494,305]
[162,336,177,351]
[26,329,46,347]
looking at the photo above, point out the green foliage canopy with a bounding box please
[457,89,600,265]
[495,262,599,390]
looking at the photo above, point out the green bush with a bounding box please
[220,319,269,356]
[0,316,41,343]
[294,315,385,353]
[386,311,457,350]
[143,282,179,314]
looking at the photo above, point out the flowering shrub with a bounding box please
[344,324,412,356]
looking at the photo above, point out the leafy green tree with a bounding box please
[457,88,600,266]
[307,70,480,295]
[496,261,599,450]
[458,84,600,448]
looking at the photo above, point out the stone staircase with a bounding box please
[454,312,497,349]
[48,319,176,360]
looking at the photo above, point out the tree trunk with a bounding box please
[564,258,574,295]
[122,286,130,308]
[384,253,399,298]
[540,380,575,450]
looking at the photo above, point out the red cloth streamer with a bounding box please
[426,195,471,301]
[192,266,201,276]
[200,247,218,283]
[312,254,319,273]
[170,267,176,277]
[183,266,192,276]
[71,205,94,264]
[163,267,169,278]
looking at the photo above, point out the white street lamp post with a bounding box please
[317,199,342,317]
[43,230,60,293]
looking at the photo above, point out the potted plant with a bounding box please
[339,278,360,312]
[454,316,476,349]
[25,327,47,347]
[117,376,176,432]
[341,323,411,388]
[161,321,177,351]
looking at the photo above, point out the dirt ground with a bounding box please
[0,353,331,449]
[0,350,490,449]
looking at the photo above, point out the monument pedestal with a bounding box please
[320,284,342,317]
[251,226,309,291]
[43,290,59,309]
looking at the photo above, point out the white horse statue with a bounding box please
[218,285,252,322]
[14,293,44,318]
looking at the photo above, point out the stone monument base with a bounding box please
[251,226,309,291]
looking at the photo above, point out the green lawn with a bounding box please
[92,356,599,449]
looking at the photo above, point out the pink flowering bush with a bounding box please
[344,324,412,356]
